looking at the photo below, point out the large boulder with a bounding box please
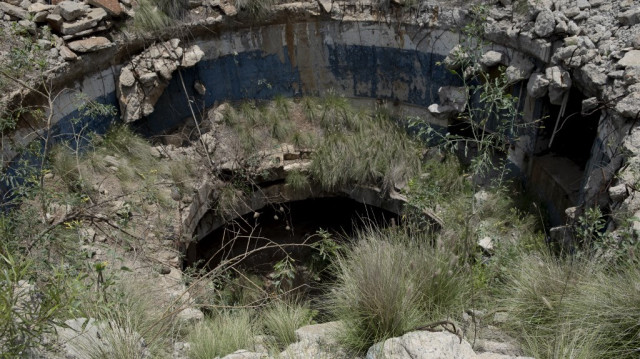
[479,50,506,70]
[527,72,549,98]
[615,91,640,118]
[87,0,123,16]
[534,10,555,37]
[57,0,86,21]
[618,7,640,26]
[546,66,572,105]
[366,331,476,359]
[366,331,534,359]
[506,54,535,84]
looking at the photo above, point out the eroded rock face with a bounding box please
[116,39,204,123]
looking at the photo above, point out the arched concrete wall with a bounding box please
[38,20,471,140]
[4,15,572,226]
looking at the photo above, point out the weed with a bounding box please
[285,169,309,191]
[329,227,469,352]
[0,247,84,356]
[188,309,257,359]
[235,0,276,18]
[50,144,82,192]
[311,110,421,192]
[262,300,314,350]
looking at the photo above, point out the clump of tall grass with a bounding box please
[187,310,258,359]
[132,0,188,32]
[70,279,180,358]
[498,252,640,359]
[285,170,309,191]
[262,300,315,349]
[50,144,82,192]
[329,227,469,353]
[235,0,277,18]
[311,110,421,192]
[564,265,640,358]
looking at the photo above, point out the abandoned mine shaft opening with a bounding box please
[190,196,399,273]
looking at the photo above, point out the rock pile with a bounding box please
[116,39,204,122]
[0,0,132,67]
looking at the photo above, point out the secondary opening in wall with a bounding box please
[531,87,600,223]
[543,88,599,170]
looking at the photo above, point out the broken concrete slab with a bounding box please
[88,0,123,16]
[67,37,113,53]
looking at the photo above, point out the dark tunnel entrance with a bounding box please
[191,197,400,272]
[531,87,600,223]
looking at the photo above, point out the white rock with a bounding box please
[618,7,640,25]
[609,183,628,202]
[479,50,506,70]
[506,54,535,83]
[57,0,85,21]
[615,91,640,118]
[194,80,206,95]
[619,50,640,67]
[545,66,572,105]
[176,307,204,326]
[367,331,476,359]
[0,2,28,19]
[534,10,555,37]
[67,37,113,53]
[438,86,467,112]
[318,0,332,12]
[527,72,549,98]
[119,67,135,87]
[181,45,205,67]
[478,236,494,252]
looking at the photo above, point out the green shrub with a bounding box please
[188,310,257,359]
[262,300,314,349]
[0,248,83,356]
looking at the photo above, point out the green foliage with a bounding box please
[271,257,297,293]
[50,144,82,192]
[566,265,640,358]
[262,300,314,349]
[0,247,83,356]
[329,228,469,353]
[308,229,342,278]
[410,5,530,184]
[188,310,258,359]
[0,23,50,92]
[70,279,179,359]
[573,207,640,266]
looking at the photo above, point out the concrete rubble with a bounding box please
[116,39,204,123]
